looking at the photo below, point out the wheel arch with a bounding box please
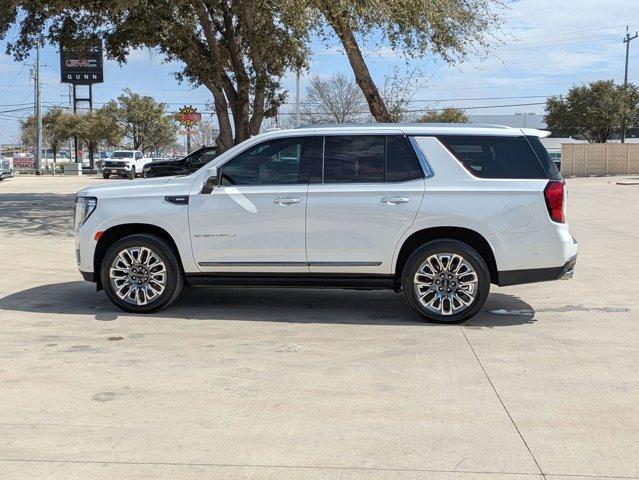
[394,227,499,284]
[93,223,184,289]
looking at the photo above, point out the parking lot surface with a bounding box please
[1,175,638,480]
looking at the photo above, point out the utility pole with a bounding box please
[295,70,301,128]
[34,42,43,174]
[622,26,638,143]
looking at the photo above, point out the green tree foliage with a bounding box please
[1,0,311,152]
[545,80,639,143]
[20,107,77,166]
[309,0,504,122]
[101,89,176,153]
[75,110,122,163]
[419,107,469,124]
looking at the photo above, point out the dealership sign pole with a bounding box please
[60,38,104,171]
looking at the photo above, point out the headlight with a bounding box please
[74,196,97,230]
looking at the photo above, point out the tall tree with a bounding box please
[302,73,368,124]
[101,89,176,153]
[75,110,122,163]
[311,0,504,122]
[21,107,77,169]
[1,0,311,152]
[545,80,639,143]
[419,107,469,124]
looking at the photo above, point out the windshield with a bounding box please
[111,152,134,159]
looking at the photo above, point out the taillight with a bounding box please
[544,180,565,223]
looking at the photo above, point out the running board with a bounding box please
[186,273,397,290]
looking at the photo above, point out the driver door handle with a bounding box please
[381,196,411,205]
[274,197,302,206]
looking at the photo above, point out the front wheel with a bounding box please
[128,166,136,180]
[102,172,110,179]
[402,240,490,323]
[100,234,184,313]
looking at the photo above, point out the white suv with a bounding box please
[74,125,577,323]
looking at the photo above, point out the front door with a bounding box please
[306,135,425,275]
[189,136,313,273]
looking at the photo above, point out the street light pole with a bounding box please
[622,26,638,143]
[34,42,43,174]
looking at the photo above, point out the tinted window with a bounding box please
[323,135,384,183]
[437,135,549,179]
[387,136,424,182]
[220,137,310,186]
[525,136,562,180]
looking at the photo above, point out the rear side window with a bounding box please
[323,136,385,183]
[437,135,550,179]
[386,136,424,181]
[322,135,424,183]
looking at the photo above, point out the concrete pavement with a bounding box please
[0,175,638,479]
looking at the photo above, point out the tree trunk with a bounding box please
[320,2,391,123]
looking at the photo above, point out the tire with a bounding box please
[128,166,136,180]
[102,173,110,179]
[402,239,490,324]
[100,234,184,313]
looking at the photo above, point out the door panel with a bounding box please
[306,179,424,274]
[188,136,313,273]
[189,185,308,272]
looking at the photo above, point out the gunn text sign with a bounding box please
[60,39,104,85]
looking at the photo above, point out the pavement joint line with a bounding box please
[459,326,548,480]
[0,458,544,476]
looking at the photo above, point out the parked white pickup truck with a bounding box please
[101,150,153,179]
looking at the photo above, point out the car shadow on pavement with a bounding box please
[0,192,75,236]
[0,281,537,327]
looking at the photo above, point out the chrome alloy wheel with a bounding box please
[413,253,479,316]
[109,246,167,306]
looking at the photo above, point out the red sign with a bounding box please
[176,106,201,127]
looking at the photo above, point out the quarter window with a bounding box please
[437,135,549,179]
[219,137,311,186]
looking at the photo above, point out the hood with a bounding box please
[77,176,191,199]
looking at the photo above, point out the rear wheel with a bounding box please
[402,240,490,323]
[100,234,184,313]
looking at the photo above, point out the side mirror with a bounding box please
[201,173,218,194]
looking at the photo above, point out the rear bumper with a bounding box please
[498,255,577,287]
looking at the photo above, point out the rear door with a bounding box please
[306,134,425,275]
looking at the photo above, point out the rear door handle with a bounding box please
[381,196,411,205]
[274,197,302,206]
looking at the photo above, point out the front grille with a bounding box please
[104,161,126,168]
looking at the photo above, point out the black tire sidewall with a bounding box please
[100,234,183,313]
[128,166,135,180]
[402,240,490,324]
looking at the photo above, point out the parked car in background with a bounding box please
[143,146,217,178]
[0,157,14,180]
[102,150,153,179]
[75,125,577,322]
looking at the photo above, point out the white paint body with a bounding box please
[102,150,153,177]
[75,125,578,279]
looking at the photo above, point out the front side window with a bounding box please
[437,135,549,179]
[219,137,311,186]
[323,135,385,183]
[135,152,143,160]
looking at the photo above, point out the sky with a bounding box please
[1,0,638,144]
